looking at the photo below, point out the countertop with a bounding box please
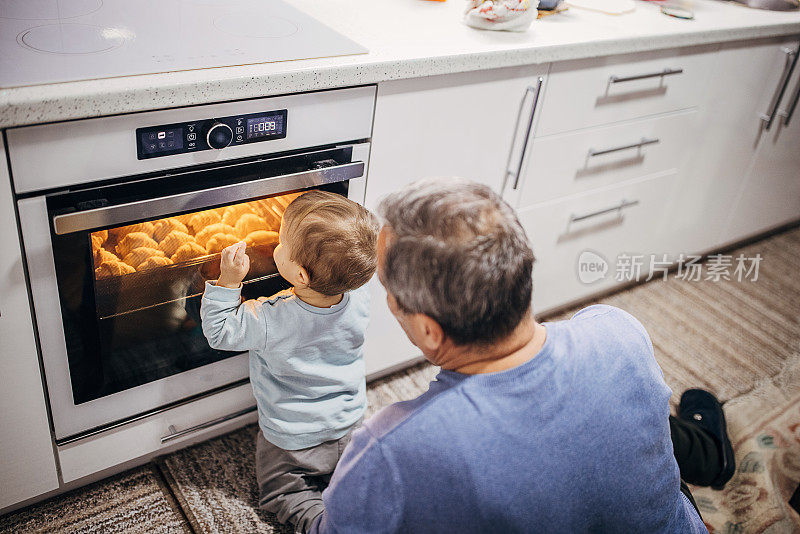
[1,0,799,129]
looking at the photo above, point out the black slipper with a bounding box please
[677,389,735,490]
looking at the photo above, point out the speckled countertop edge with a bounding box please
[1,20,798,129]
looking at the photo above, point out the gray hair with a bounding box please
[378,177,535,346]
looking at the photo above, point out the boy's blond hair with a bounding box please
[281,190,380,296]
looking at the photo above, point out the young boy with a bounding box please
[200,190,379,533]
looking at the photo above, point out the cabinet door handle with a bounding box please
[588,137,659,157]
[609,68,683,84]
[570,199,640,224]
[503,77,544,192]
[761,47,798,131]
[160,405,256,444]
[779,75,800,126]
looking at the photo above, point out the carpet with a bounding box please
[0,465,190,533]
[690,354,800,534]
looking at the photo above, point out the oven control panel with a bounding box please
[136,109,288,159]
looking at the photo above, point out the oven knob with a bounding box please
[206,122,233,149]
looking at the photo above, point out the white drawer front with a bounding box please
[520,171,680,314]
[519,110,698,208]
[536,47,714,137]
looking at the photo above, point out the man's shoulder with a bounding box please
[569,304,651,347]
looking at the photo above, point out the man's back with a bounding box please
[312,305,706,533]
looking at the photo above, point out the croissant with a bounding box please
[110,221,155,240]
[137,256,173,271]
[221,204,255,227]
[116,232,159,258]
[91,234,104,250]
[173,213,195,226]
[234,214,269,238]
[122,247,165,268]
[206,233,239,254]
[95,260,136,279]
[195,223,236,247]
[152,218,189,242]
[244,230,279,247]
[94,248,118,267]
[92,230,108,245]
[187,210,222,234]
[171,242,207,264]
[158,230,195,257]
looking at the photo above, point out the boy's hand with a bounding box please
[217,241,250,289]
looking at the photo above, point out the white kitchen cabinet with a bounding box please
[0,139,60,512]
[520,170,681,314]
[721,39,800,243]
[363,64,548,375]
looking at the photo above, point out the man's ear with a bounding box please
[415,314,445,353]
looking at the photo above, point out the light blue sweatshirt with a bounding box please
[200,282,369,450]
[311,305,706,533]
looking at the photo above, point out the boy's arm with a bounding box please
[200,281,268,352]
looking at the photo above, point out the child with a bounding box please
[200,190,380,533]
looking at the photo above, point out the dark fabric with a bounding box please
[256,426,356,534]
[789,483,800,515]
[669,414,721,487]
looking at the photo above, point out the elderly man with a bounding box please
[309,178,732,533]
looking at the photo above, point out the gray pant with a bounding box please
[256,426,357,533]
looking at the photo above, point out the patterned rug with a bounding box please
[0,465,189,533]
[690,354,800,534]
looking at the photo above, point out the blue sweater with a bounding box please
[201,282,369,450]
[311,305,706,533]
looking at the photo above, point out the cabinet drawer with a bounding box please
[520,171,680,314]
[518,110,698,208]
[536,46,714,137]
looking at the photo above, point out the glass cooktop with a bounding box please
[0,0,367,88]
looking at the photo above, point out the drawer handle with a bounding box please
[588,137,659,157]
[760,47,798,131]
[160,405,256,444]
[570,199,640,224]
[779,67,800,127]
[503,77,544,193]
[609,68,683,84]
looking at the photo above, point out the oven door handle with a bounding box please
[52,160,365,235]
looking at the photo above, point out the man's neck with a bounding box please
[292,286,343,308]
[441,316,547,375]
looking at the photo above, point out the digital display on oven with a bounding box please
[247,113,285,140]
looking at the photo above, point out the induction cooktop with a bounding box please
[0,0,367,88]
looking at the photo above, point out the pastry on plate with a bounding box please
[244,230,279,247]
[171,242,208,264]
[137,256,173,271]
[158,230,195,257]
[152,217,189,242]
[195,223,236,247]
[235,213,269,238]
[187,210,222,234]
[122,247,165,268]
[95,260,136,279]
[206,233,239,254]
[221,203,255,227]
[116,232,159,257]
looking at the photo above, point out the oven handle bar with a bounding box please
[161,405,257,444]
[53,161,365,235]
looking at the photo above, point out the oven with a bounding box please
[9,87,375,443]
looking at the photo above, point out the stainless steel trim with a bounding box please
[761,47,798,130]
[53,160,365,235]
[503,77,544,192]
[161,406,257,444]
[588,137,660,157]
[780,75,800,126]
[570,199,640,223]
[609,68,683,84]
